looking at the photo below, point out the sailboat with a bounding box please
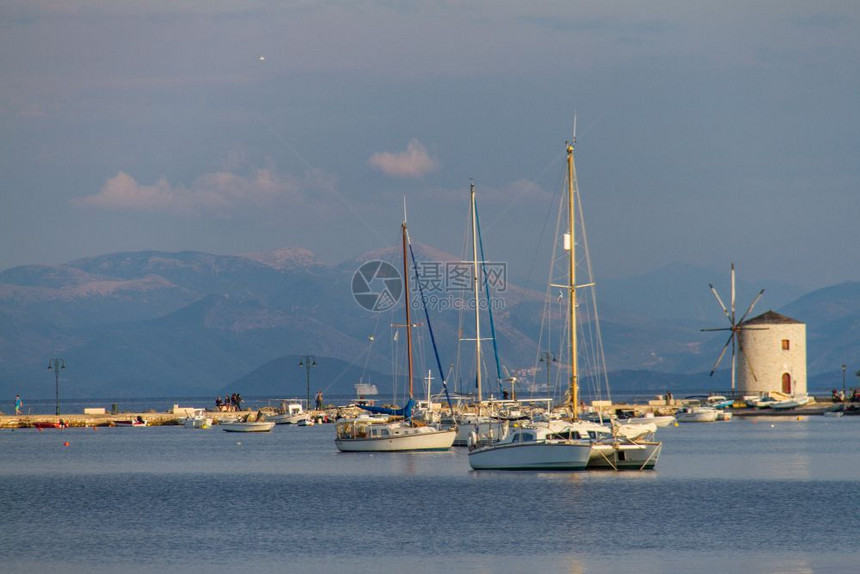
[452,182,509,446]
[335,218,457,452]
[554,136,662,470]
[468,140,599,471]
[469,135,662,471]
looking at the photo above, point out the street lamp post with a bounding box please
[842,364,847,402]
[299,355,316,410]
[48,358,66,416]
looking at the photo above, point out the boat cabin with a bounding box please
[500,427,598,445]
[547,428,599,441]
[285,402,303,416]
[507,430,538,443]
[335,416,389,440]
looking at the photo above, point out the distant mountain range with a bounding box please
[1,247,858,403]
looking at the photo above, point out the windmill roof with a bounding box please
[740,310,803,326]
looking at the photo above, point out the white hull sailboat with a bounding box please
[468,426,591,470]
[335,416,456,452]
[470,136,660,471]
[463,178,594,470]
[334,217,456,453]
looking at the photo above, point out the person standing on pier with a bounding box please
[315,390,323,410]
[15,394,22,415]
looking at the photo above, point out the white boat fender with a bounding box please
[467,431,478,451]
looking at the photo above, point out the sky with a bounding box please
[2,1,859,291]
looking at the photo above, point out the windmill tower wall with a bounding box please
[737,311,807,395]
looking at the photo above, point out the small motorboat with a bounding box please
[624,412,676,427]
[32,421,67,429]
[179,409,212,429]
[705,395,735,409]
[221,420,275,432]
[268,400,310,425]
[675,405,718,423]
[183,415,212,429]
[749,396,778,409]
[770,394,811,410]
[114,416,147,427]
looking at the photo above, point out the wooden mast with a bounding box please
[471,181,482,409]
[402,220,414,399]
[567,140,579,421]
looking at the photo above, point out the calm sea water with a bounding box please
[2,415,860,573]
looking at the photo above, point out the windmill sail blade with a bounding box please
[709,284,732,323]
[737,289,765,325]
[737,337,759,382]
[704,265,767,387]
[709,333,734,376]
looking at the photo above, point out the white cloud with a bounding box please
[76,167,307,215]
[368,139,438,178]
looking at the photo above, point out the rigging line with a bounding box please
[522,163,567,294]
[390,322,400,406]
[533,175,566,397]
[381,224,410,405]
[413,328,427,398]
[575,174,612,401]
[557,298,571,406]
[252,112,387,246]
[474,194,504,395]
[408,240,455,415]
[453,193,473,396]
[360,313,382,380]
[576,112,607,142]
[484,152,565,232]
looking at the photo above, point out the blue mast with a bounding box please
[474,193,505,397]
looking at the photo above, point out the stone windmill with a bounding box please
[700,263,765,392]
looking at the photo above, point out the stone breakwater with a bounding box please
[0,411,240,429]
[0,397,849,428]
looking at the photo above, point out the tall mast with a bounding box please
[402,221,414,399]
[567,140,579,420]
[471,181,482,407]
